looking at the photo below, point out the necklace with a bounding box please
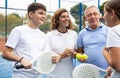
[57,29,68,33]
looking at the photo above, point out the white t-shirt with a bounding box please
[6,25,46,78]
[106,24,120,78]
[44,29,78,78]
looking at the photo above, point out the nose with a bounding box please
[42,14,46,19]
[65,16,70,21]
[91,14,95,18]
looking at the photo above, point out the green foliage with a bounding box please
[39,22,50,33]
[73,25,79,33]
[7,13,22,31]
[12,13,21,18]
[70,3,87,25]
[0,13,5,35]
[0,13,22,35]
[0,13,5,27]
[100,1,108,15]
[39,14,52,33]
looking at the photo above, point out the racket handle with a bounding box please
[15,65,24,69]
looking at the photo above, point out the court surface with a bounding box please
[0,54,80,78]
[0,55,48,78]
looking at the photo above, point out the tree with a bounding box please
[70,3,87,25]
[39,14,52,33]
[7,13,22,31]
[0,13,5,34]
[0,13,5,27]
[100,1,108,15]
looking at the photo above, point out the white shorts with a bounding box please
[12,68,42,78]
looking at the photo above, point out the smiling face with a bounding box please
[27,3,46,27]
[58,12,70,28]
[51,8,73,30]
[85,6,100,28]
[29,9,46,26]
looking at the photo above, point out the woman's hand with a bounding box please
[66,48,73,56]
[52,55,61,63]
[60,48,74,58]
[106,66,112,77]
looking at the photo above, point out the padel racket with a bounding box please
[14,50,57,74]
[72,63,107,78]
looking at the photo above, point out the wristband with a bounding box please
[18,57,24,63]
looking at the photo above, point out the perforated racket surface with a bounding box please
[72,63,107,78]
[34,50,57,74]
[15,50,57,74]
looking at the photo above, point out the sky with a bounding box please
[0,0,107,22]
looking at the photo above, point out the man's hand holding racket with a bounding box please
[14,50,58,74]
[19,57,32,69]
[14,57,32,69]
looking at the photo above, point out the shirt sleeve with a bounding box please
[6,27,20,48]
[106,29,120,48]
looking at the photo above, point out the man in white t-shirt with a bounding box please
[2,2,46,78]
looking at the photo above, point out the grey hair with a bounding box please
[84,5,100,16]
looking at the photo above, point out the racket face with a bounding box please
[35,50,57,74]
[73,64,100,78]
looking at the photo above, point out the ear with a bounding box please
[84,16,87,21]
[28,12,33,18]
[111,11,115,18]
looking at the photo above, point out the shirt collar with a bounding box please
[86,23,103,31]
[54,29,70,35]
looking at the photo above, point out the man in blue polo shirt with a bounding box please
[77,5,109,70]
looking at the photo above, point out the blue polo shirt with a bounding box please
[77,23,109,69]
